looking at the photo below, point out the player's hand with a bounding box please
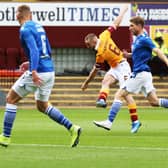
[120,5,128,15]
[165,60,168,67]
[81,82,88,91]
[122,5,128,13]
[122,49,129,58]
[19,61,29,72]
[32,71,43,87]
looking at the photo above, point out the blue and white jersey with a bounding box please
[20,20,54,73]
[131,33,156,73]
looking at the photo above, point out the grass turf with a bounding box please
[0,108,168,168]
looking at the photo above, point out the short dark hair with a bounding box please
[130,16,145,28]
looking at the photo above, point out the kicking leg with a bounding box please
[147,90,168,108]
[94,88,126,130]
[96,74,116,108]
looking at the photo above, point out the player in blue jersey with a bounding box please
[0,5,81,147]
[93,16,168,131]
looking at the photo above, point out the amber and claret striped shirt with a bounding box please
[96,26,124,68]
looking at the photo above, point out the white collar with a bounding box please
[95,39,100,50]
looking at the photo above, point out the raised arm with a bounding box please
[113,5,128,28]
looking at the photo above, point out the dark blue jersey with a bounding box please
[132,33,156,73]
[20,20,54,73]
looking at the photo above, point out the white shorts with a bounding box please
[122,71,155,97]
[106,60,131,88]
[12,71,55,102]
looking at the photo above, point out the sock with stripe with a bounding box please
[108,100,122,122]
[98,88,109,102]
[128,103,138,122]
[159,98,168,108]
[3,103,17,137]
[46,106,72,130]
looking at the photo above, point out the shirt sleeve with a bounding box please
[107,24,117,34]
[46,37,51,56]
[143,36,156,50]
[96,54,104,63]
[99,25,116,39]
[21,28,39,71]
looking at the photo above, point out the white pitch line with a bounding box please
[12,143,168,151]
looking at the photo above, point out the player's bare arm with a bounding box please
[152,48,168,66]
[32,70,43,87]
[19,61,29,72]
[112,5,128,28]
[123,49,132,58]
[81,66,98,91]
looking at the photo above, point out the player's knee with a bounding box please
[102,79,110,86]
[36,102,48,113]
[149,100,159,107]
[102,79,107,85]
[6,95,14,104]
[114,89,127,100]
[36,104,45,113]
[114,91,122,100]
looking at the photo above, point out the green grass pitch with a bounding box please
[1,107,168,168]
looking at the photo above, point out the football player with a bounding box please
[0,5,81,147]
[93,16,168,131]
[81,6,141,133]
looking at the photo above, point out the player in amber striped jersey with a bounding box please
[81,6,141,133]
[95,27,123,68]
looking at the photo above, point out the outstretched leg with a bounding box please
[96,74,116,108]
[0,90,22,147]
[94,89,126,130]
[36,101,82,147]
[124,94,141,133]
[147,91,168,108]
